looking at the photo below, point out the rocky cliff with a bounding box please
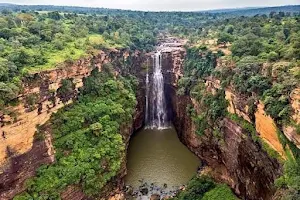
[161,45,282,200]
[0,49,147,199]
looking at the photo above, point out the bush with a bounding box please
[263,83,292,124]
[174,176,216,200]
[268,51,279,61]
[172,176,237,200]
[202,184,237,200]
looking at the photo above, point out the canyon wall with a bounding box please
[0,49,147,199]
[161,48,283,200]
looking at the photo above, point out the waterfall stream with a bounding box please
[145,69,149,124]
[146,51,168,129]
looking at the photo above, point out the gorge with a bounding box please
[0,5,300,200]
[0,37,285,200]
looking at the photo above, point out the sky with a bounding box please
[1,0,299,11]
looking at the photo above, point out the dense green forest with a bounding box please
[0,3,300,200]
[0,9,156,107]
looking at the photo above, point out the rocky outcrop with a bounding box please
[161,45,282,200]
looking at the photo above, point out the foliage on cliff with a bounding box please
[178,46,219,95]
[182,12,300,200]
[275,157,300,200]
[171,176,237,200]
[14,64,137,199]
[0,10,155,106]
[179,46,228,136]
[209,13,300,124]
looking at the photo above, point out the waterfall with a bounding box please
[145,68,149,124]
[146,51,168,130]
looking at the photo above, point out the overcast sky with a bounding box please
[2,0,299,11]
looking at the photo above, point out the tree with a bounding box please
[0,82,19,103]
[226,25,234,34]
[0,58,17,81]
[217,32,234,47]
[48,11,61,20]
[231,34,263,57]
[57,79,76,104]
[267,51,279,62]
[283,28,290,40]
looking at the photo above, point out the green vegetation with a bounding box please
[275,139,300,200]
[171,176,237,200]
[192,87,228,136]
[274,128,300,199]
[178,46,218,95]
[0,10,156,106]
[202,184,238,200]
[179,46,228,136]
[14,65,137,199]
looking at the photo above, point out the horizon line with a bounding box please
[0,2,299,13]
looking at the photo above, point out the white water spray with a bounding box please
[146,51,168,129]
[145,68,150,124]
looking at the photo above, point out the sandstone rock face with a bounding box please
[225,88,286,157]
[255,102,285,157]
[0,49,147,199]
[0,51,108,167]
[161,47,282,200]
[225,89,251,122]
[0,131,55,199]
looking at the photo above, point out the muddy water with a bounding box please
[125,126,199,198]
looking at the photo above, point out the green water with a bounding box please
[125,126,199,191]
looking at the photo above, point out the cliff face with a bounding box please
[0,51,109,167]
[225,90,286,157]
[161,47,282,200]
[0,49,147,199]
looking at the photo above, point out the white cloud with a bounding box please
[2,0,299,11]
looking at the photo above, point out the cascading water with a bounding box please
[146,51,168,129]
[145,69,150,124]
